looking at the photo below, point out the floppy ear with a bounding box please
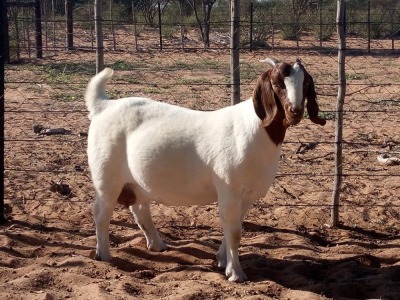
[253,70,278,127]
[304,71,326,126]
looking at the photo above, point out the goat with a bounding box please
[85,58,326,282]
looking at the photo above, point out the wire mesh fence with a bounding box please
[1,3,400,298]
[1,0,400,235]
[5,0,400,57]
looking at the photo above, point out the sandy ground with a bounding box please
[1,27,400,299]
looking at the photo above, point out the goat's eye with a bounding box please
[274,83,285,89]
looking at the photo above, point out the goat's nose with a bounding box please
[290,107,301,114]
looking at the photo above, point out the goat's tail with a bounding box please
[85,68,114,118]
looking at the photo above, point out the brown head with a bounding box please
[253,58,326,145]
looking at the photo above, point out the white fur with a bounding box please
[86,68,284,282]
[284,62,304,111]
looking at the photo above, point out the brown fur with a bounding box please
[117,184,136,207]
[252,70,278,128]
[303,70,327,126]
[252,61,326,146]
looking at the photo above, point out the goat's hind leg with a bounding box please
[93,192,118,261]
[130,201,167,252]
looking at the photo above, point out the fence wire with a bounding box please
[2,1,400,234]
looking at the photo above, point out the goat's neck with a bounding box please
[264,110,287,146]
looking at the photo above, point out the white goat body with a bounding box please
[86,61,325,282]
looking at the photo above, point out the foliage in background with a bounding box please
[7,0,400,53]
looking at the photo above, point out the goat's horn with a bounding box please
[260,58,278,67]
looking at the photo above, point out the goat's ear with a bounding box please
[304,72,327,126]
[253,70,277,127]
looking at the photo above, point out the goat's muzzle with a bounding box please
[284,103,304,127]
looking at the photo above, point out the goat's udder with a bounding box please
[117,184,136,207]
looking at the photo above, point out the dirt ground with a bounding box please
[1,28,400,299]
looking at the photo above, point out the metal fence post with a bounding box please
[367,0,370,53]
[110,0,116,50]
[319,0,323,48]
[132,2,138,51]
[332,0,346,227]
[35,0,43,58]
[158,2,163,51]
[66,0,73,50]
[0,0,7,224]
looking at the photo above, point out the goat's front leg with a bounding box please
[216,238,227,268]
[218,195,248,282]
[130,202,167,252]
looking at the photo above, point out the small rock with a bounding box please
[74,165,83,172]
[50,181,72,196]
[33,124,45,134]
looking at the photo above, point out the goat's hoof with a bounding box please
[95,251,112,262]
[148,241,167,252]
[217,256,226,269]
[226,268,247,283]
[217,260,227,269]
[216,254,227,269]
[227,272,247,283]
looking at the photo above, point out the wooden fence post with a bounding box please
[249,2,253,52]
[95,0,104,73]
[331,0,346,227]
[230,0,240,105]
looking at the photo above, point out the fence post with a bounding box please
[52,0,56,52]
[331,0,346,227]
[110,0,116,50]
[132,2,138,51]
[0,0,7,224]
[66,0,73,50]
[230,0,240,105]
[43,0,48,50]
[391,6,394,52]
[89,0,94,50]
[319,0,322,48]
[249,2,253,52]
[271,6,274,52]
[367,0,370,53]
[95,0,104,73]
[158,2,163,51]
[1,1,9,63]
[26,7,32,58]
[35,0,43,58]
